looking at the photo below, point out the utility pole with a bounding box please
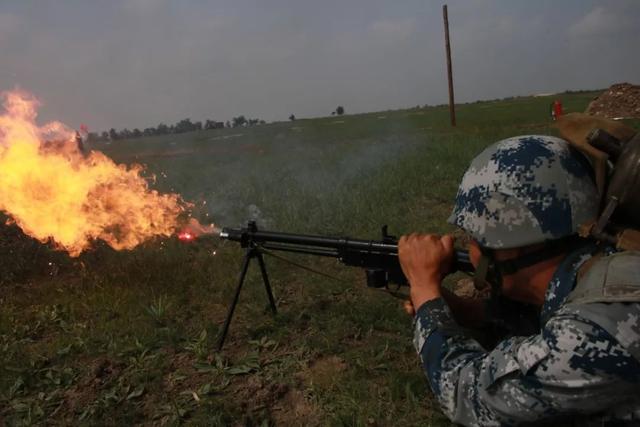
[443,4,456,126]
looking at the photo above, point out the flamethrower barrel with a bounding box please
[261,242,341,257]
[219,226,473,273]
[222,227,397,252]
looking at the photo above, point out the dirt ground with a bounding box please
[586,83,640,119]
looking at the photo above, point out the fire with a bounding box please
[0,89,188,256]
[177,231,195,242]
[177,218,217,242]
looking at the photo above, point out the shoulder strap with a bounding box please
[567,251,640,305]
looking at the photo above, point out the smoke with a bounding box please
[115,118,424,231]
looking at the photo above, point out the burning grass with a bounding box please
[0,90,613,425]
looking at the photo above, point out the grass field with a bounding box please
[0,91,628,426]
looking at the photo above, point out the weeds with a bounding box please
[183,329,209,360]
[0,92,605,425]
[144,294,171,326]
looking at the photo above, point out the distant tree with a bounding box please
[174,118,195,133]
[225,121,231,128]
[204,119,216,130]
[259,120,266,125]
[289,114,296,121]
[156,123,169,134]
[336,106,345,115]
[109,128,119,140]
[120,128,132,139]
[232,116,247,127]
[331,111,336,115]
[132,128,142,138]
[101,131,109,140]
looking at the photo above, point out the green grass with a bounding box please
[1,90,630,425]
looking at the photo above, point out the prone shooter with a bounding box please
[209,113,640,426]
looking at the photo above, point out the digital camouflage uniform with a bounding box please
[414,136,640,426]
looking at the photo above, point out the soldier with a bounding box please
[399,135,640,426]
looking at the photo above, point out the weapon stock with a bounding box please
[215,221,473,349]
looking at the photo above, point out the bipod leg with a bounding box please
[216,247,254,351]
[256,251,277,315]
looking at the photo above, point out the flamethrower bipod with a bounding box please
[214,220,473,350]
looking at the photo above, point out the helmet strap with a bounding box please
[472,248,505,308]
[473,247,496,292]
[473,235,587,294]
[493,235,585,276]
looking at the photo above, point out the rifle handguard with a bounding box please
[219,222,473,288]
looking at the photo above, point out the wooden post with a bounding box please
[443,4,456,126]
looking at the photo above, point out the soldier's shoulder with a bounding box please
[568,251,640,305]
[560,251,640,362]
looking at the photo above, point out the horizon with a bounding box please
[1,0,638,131]
[67,87,612,136]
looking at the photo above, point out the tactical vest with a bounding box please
[566,251,640,362]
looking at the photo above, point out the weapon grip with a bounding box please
[366,269,388,288]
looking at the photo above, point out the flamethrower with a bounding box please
[209,221,473,350]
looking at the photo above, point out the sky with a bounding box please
[1,0,639,131]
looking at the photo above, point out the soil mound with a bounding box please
[586,83,640,119]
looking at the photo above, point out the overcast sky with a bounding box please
[1,0,639,131]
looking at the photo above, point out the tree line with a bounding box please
[87,115,266,142]
[289,106,345,121]
[87,106,346,142]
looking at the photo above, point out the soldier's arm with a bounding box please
[415,299,640,426]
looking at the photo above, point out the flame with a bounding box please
[177,231,195,242]
[0,89,188,256]
[177,218,217,242]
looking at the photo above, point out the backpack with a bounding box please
[557,113,640,251]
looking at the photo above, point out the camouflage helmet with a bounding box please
[448,135,599,249]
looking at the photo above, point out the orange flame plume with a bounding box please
[0,89,188,256]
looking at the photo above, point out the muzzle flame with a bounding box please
[0,89,188,256]
[177,218,218,242]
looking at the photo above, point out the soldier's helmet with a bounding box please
[448,135,599,249]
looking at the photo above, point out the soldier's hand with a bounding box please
[398,234,454,311]
[403,299,416,316]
